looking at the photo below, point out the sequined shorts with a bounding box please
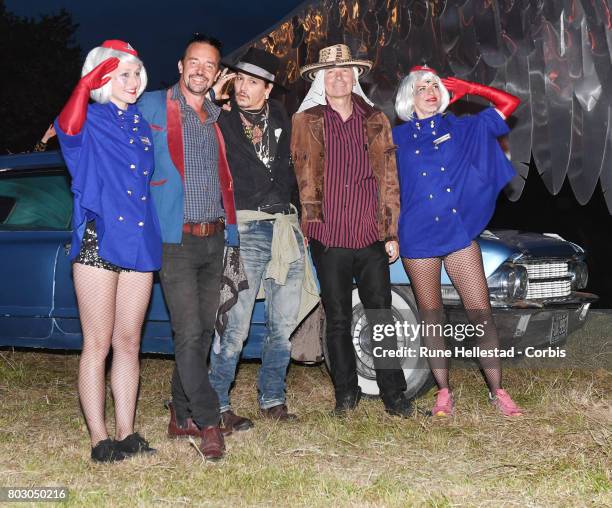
[74,221,133,273]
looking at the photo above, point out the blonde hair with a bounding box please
[395,70,450,121]
[82,46,147,104]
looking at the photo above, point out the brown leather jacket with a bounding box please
[290,94,400,242]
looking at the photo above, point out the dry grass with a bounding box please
[1,313,611,507]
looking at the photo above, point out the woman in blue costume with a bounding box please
[393,66,523,417]
[55,40,162,461]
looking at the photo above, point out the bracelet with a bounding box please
[33,140,48,152]
[208,88,216,102]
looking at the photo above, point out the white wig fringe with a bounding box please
[82,46,147,104]
[394,70,450,121]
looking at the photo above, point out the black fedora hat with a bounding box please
[224,47,288,90]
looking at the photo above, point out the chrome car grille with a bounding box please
[525,280,572,299]
[518,261,572,299]
[523,262,568,279]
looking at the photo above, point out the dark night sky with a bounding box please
[5,0,305,88]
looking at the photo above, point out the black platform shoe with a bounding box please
[115,432,156,456]
[91,438,126,463]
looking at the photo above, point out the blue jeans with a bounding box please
[210,220,305,411]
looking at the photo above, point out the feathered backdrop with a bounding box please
[228,0,612,212]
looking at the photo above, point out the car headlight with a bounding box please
[487,263,529,300]
[568,260,588,289]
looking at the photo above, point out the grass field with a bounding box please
[1,312,610,507]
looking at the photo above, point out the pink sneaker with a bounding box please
[431,388,453,416]
[489,389,524,416]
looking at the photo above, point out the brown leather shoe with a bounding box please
[199,426,225,461]
[259,404,297,421]
[221,410,254,432]
[166,401,199,439]
[166,400,232,437]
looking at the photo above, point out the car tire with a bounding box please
[321,285,434,400]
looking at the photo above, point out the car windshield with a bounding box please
[0,170,72,230]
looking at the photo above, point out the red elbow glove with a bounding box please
[441,77,520,118]
[57,57,120,135]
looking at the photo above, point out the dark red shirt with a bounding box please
[306,101,379,249]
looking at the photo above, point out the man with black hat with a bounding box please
[208,47,308,427]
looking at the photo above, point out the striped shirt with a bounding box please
[306,101,379,248]
[172,84,225,222]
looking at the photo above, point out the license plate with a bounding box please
[550,311,569,345]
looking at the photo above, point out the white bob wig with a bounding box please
[395,70,450,121]
[81,46,147,104]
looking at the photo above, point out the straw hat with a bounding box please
[299,44,372,82]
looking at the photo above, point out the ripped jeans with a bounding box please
[209,219,305,411]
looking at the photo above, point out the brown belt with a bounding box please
[182,219,225,237]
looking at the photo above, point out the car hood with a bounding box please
[389,229,583,285]
[482,230,583,259]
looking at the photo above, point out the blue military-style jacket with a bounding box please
[55,102,162,271]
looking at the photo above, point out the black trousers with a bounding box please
[159,231,224,428]
[310,239,407,404]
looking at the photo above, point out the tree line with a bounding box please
[0,0,81,153]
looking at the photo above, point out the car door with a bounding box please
[45,157,174,353]
[0,153,73,346]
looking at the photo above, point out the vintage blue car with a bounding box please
[0,151,597,398]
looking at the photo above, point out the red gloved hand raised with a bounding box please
[57,57,120,135]
[441,77,520,118]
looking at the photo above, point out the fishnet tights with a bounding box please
[73,263,152,446]
[402,241,502,393]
